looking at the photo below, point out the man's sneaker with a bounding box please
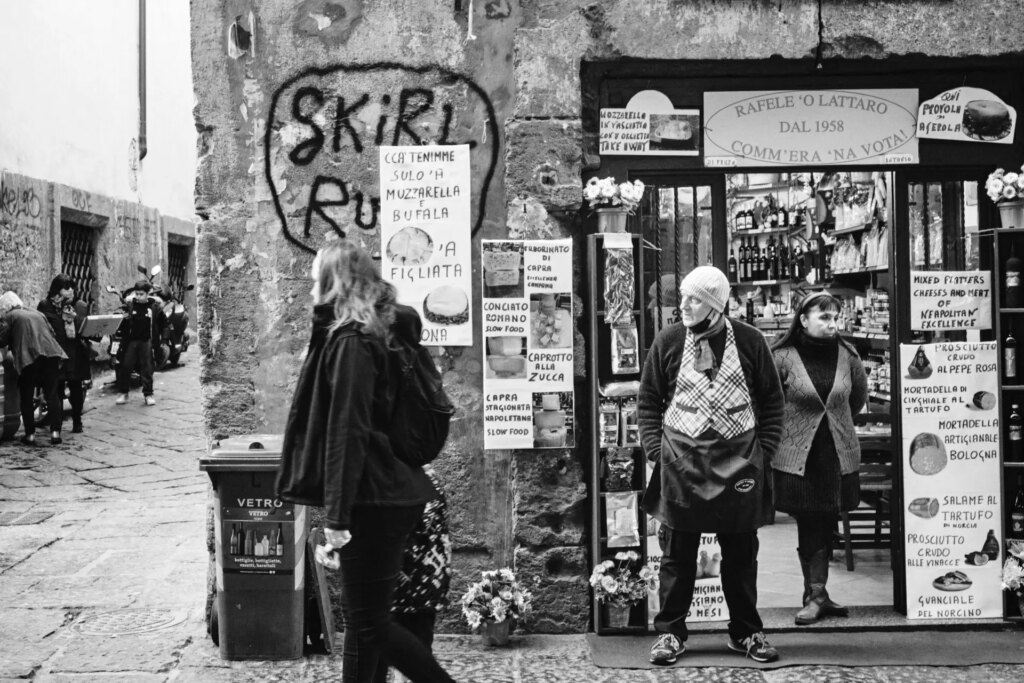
[727,632,779,663]
[649,633,685,665]
[144,395,156,406]
[115,394,129,405]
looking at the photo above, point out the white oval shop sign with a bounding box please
[703,89,919,166]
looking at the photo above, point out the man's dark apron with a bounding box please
[643,319,770,533]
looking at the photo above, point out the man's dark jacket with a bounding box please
[275,303,435,530]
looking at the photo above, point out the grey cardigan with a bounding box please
[772,344,867,476]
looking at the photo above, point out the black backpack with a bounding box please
[389,338,455,466]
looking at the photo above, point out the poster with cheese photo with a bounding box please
[899,342,1003,619]
[380,144,473,346]
[482,239,574,449]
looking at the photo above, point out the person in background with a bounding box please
[275,241,454,683]
[38,274,90,434]
[375,464,452,683]
[115,279,164,407]
[639,266,784,665]
[771,291,867,625]
[0,291,67,445]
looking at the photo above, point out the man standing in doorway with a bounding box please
[639,266,784,664]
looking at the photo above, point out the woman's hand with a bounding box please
[324,528,351,548]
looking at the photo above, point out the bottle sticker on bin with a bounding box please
[218,480,303,576]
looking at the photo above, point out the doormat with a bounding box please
[586,629,1024,669]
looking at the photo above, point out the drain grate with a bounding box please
[74,608,187,636]
[0,510,55,526]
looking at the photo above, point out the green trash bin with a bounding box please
[200,433,307,660]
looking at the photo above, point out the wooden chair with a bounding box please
[837,413,894,571]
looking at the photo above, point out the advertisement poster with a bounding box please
[917,87,1017,144]
[380,145,472,346]
[899,342,1003,619]
[703,89,919,167]
[600,108,701,156]
[644,460,728,624]
[909,271,992,331]
[482,239,574,449]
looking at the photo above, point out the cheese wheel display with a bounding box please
[386,226,434,266]
[962,100,1012,140]
[423,285,469,325]
[909,433,947,476]
[907,497,940,519]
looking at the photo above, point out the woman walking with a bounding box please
[38,274,91,434]
[275,241,455,683]
[771,291,867,625]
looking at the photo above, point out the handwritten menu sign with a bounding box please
[600,108,701,156]
[482,239,574,449]
[643,462,728,624]
[917,87,1017,144]
[900,342,1003,619]
[909,271,992,331]
[380,145,472,346]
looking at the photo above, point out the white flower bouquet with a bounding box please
[583,176,645,214]
[1002,540,1024,598]
[460,568,533,630]
[986,166,1024,204]
[589,550,658,607]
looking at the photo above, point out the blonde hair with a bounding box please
[311,241,396,339]
[0,291,24,316]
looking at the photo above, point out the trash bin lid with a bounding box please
[199,433,284,472]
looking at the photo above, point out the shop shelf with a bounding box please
[730,279,785,286]
[830,221,874,236]
[832,266,889,276]
[842,331,889,342]
[731,227,791,237]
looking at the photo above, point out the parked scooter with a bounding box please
[103,264,171,372]
[155,283,194,366]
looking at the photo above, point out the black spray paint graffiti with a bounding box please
[1,185,42,219]
[265,63,499,254]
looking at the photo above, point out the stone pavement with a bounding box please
[2,359,1024,682]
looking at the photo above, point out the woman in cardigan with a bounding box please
[772,291,867,625]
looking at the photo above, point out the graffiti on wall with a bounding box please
[1,185,42,220]
[265,63,499,254]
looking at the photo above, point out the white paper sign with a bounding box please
[380,145,472,346]
[600,108,700,156]
[900,342,1003,620]
[482,239,575,449]
[918,87,1017,144]
[704,89,919,166]
[909,271,992,331]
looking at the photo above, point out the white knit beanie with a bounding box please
[678,266,730,313]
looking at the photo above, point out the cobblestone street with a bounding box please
[2,359,1024,682]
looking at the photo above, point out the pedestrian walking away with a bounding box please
[115,279,164,406]
[0,291,67,445]
[772,290,868,625]
[638,266,784,665]
[37,273,92,435]
[274,240,456,683]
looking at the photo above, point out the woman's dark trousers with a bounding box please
[338,505,454,683]
[18,357,60,435]
[655,526,764,644]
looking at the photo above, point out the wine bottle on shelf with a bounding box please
[1006,328,1018,382]
[757,247,767,281]
[739,238,748,281]
[728,247,738,282]
[779,203,789,229]
[735,208,746,232]
[771,196,780,228]
[1010,476,1024,538]
[1006,243,1022,308]
[1012,405,1024,463]
[779,244,789,279]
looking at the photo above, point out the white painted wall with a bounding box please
[0,0,196,220]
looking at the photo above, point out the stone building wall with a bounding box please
[191,0,1024,633]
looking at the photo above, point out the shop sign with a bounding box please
[482,239,575,450]
[909,271,992,331]
[703,89,919,167]
[599,89,700,156]
[899,342,1003,620]
[918,87,1016,144]
[380,144,473,346]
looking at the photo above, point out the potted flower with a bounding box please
[583,176,646,233]
[460,568,533,646]
[986,166,1024,229]
[589,550,658,628]
[1001,540,1024,616]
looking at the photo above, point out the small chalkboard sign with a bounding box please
[305,529,336,653]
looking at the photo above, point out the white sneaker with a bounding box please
[144,396,156,407]
[115,394,129,405]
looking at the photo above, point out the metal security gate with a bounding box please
[167,243,190,301]
[61,221,97,310]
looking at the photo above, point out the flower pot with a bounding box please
[604,603,632,629]
[1018,594,1024,618]
[479,619,511,646]
[597,207,629,233]
[999,200,1024,230]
